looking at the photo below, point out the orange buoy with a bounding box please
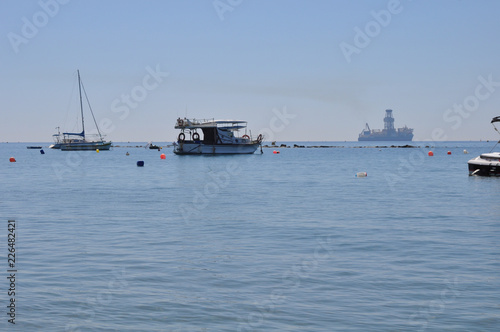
[160,153,166,159]
[9,157,16,162]
[447,151,451,155]
[273,150,280,154]
[428,151,434,156]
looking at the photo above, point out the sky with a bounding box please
[1,0,500,142]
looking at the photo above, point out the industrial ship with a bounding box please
[358,109,413,141]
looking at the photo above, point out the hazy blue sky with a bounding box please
[2,0,500,142]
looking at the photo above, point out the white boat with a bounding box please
[49,70,111,151]
[173,118,263,155]
[468,116,500,176]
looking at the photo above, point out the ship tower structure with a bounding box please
[384,109,395,133]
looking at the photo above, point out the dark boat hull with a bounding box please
[468,153,500,176]
[468,162,500,176]
[358,134,413,142]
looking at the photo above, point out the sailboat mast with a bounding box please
[77,70,85,137]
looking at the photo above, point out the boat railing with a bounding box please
[176,117,249,129]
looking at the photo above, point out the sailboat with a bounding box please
[49,70,111,151]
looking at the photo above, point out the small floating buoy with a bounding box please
[355,172,367,177]
[428,151,434,156]
[96,149,100,153]
[126,152,130,156]
[447,151,451,155]
[463,149,468,154]
[40,149,45,154]
[160,153,166,159]
[137,161,144,167]
[273,150,280,154]
[9,157,16,162]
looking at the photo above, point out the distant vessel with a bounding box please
[173,118,262,155]
[358,109,413,141]
[468,116,500,176]
[49,70,111,151]
[146,142,161,150]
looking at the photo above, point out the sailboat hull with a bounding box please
[60,141,112,151]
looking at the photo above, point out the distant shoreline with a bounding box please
[1,141,497,149]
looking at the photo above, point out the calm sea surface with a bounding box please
[1,141,499,331]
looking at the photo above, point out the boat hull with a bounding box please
[174,142,259,155]
[468,153,500,176]
[60,141,112,151]
[358,134,413,141]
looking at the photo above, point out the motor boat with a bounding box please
[173,117,262,155]
[468,116,500,176]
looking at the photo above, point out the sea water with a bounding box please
[0,141,499,331]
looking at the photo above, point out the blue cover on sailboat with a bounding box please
[62,130,85,136]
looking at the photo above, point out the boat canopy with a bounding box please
[491,116,500,123]
[211,120,247,124]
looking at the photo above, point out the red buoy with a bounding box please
[9,157,16,162]
[428,151,434,156]
[447,151,451,155]
[160,153,166,159]
[273,150,280,154]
